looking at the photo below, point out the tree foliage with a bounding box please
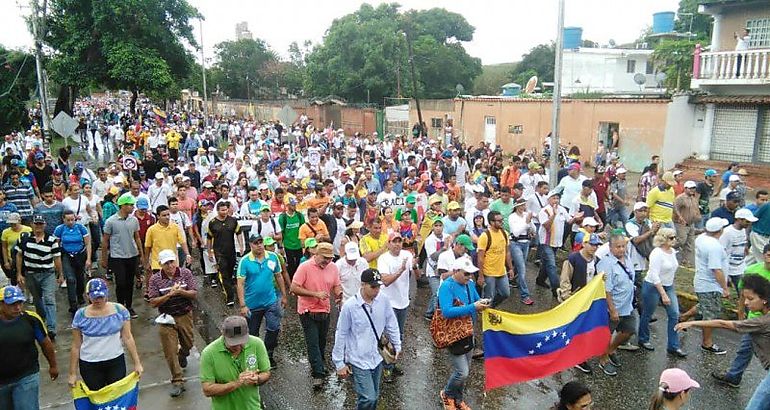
[472,63,517,95]
[509,43,555,85]
[305,3,481,103]
[212,38,278,99]
[675,0,713,39]
[0,46,37,134]
[44,0,200,113]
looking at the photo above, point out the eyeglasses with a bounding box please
[463,272,473,277]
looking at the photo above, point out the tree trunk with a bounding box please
[130,88,138,114]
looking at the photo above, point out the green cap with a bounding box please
[260,203,271,212]
[117,192,137,206]
[263,237,276,246]
[304,237,318,248]
[406,194,417,204]
[454,234,475,251]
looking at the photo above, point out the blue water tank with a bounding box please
[563,27,583,49]
[652,12,675,34]
[501,83,521,97]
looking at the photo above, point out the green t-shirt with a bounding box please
[739,262,770,319]
[490,198,515,232]
[278,212,304,250]
[199,335,270,410]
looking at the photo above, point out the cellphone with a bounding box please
[479,298,491,305]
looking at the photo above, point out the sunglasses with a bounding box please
[463,272,473,277]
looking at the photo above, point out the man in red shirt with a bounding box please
[593,166,610,225]
[270,187,286,214]
[197,181,217,203]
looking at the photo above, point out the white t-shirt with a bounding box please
[423,232,449,277]
[377,250,414,309]
[538,205,569,248]
[62,195,91,225]
[720,225,749,277]
[437,250,463,276]
[147,183,172,210]
[253,216,282,239]
[335,257,369,303]
[169,211,191,244]
[376,191,398,208]
[645,247,679,286]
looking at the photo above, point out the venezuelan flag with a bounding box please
[482,275,610,390]
[72,372,140,410]
[153,107,167,126]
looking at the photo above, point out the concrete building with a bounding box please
[235,21,253,40]
[561,47,665,96]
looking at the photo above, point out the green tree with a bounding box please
[213,38,278,99]
[0,46,37,134]
[675,0,713,39]
[509,43,555,84]
[472,62,517,95]
[44,0,200,113]
[652,39,698,91]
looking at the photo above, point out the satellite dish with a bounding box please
[655,72,667,87]
[524,76,538,94]
[633,73,647,85]
[455,83,465,97]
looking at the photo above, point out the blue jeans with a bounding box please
[385,307,407,371]
[0,372,39,410]
[483,275,510,308]
[510,241,531,300]
[726,334,754,383]
[746,369,770,410]
[444,351,473,402]
[539,246,561,290]
[247,300,283,353]
[425,276,441,318]
[638,282,680,351]
[607,206,629,229]
[26,270,57,334]
[351,363,383,410]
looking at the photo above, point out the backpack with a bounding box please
[627,218,653,259]
[256,217,278,237]
[482,229,508,252]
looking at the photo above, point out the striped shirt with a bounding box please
[646,185,675,224]
[15,234,60,274]
[2,181,35,218]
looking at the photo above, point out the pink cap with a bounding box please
[659,368,700,393]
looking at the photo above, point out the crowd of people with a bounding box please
[1,96,770,410]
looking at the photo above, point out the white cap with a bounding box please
[673,170,684,175]
[258,183,269,190]
[705,217,729,232]
[182,175,191,181]
[729,175,741,182]
[633,202,648,211]
[736,208,759,222]
[344,242,360,260]
[616,168,627,174]
[113,175,125,184]
[155,172,164,180]
[582,217,600,227]
[159,249,177,264]
[472,185,484,193]
[208,147,217,152]
[452,256,479,273]
[684,180,697,189]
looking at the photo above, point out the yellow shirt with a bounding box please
[144,222,184,269]
[477,229,507,277]
[646,186,675,223]
[166,131,181,149]
[2,226,32,258]
[360,233,388,268]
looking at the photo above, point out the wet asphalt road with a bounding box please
[37,136,765,409]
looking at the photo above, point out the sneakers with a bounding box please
[210,278,218,288]
[599,361,618,376]
[128,308,138,319]
[574,361,592,374]
[701,344,727,355]
[640,342,655,351]
[391,366,404,377]
[521,297,534,306]
[607,353,621,367]
[311,377,324,390]
[617,342,640,351]
[471,348,484,360]
[383,368,394,383]
[169,384,185,397]
[178,353,188,369]
[226,300,235,307]
[440,390,457,410]
[60,281,67,288]
[711,372,740,388]
[667,348,688,358]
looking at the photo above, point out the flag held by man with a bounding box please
[72,372,140,410]
[482,275,610,390]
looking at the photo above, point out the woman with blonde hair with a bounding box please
[638,227,687,357]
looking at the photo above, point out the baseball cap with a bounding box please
[472,185,484,193]
[2,285,26,304]
[528,161,542,170]
[513,197,527,209]
[34,152,44,160]
[429,196,443,205]
[220,316,249,347]
[334,201,344,209]
[546,190,561,199]
[86,278,108,299]
[7,212,21,224]
[117,192,137,206]
[344,242,360,260]
[263,237,276,246]
[158,249,177,265]
[616,167,627,174]
[388,232,402,242]
[260,203,271,212]
[633,202,648,211]
[304,238,318,248]
[441,150,452,158]
[704,169,718,177]
[434,181,446,189]
[350,221,364,229]
[406,194,417,204]
[726,191,742,201]
[673,169,683,176]
[683,181,697,189]
[452,257,479,273]
[581,217,600,227]
[568,163,581,171]
[447,201,461,210]
[258,183,269,190]
[202,181,214,188]
[595,166,606,173]
[661,171,676,185]
[32,214,45,224]
[659,368,700,394]
[736,208,758,222]
[729,174,741,182]
[317,242,334,258]
[587,233,602,246]
[155,172,164,180]
[454,234,475,251]
[249,234,264,243]
[136,197,149,210]
[361,268,383,286]
[705,217,729,232]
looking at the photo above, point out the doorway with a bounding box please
[484,116,497,146]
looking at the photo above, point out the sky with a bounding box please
[2,0,681,65]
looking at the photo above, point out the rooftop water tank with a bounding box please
[652,12,675,34]
[501,83,521,97]
[563,27,583,49]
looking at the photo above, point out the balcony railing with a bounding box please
[692,44,770,85]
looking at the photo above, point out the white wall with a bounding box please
[561,49,660,96]
[661,95,707,167]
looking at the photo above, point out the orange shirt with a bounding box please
[298,220,329,244]
[306,196,330,211]
[447,183,462,203]
[501,166,521,190]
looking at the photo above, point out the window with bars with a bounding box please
[746,18,770,49]
[431,118,443,128]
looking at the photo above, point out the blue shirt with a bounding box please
[753,203,770,236]
[0,202,18,232]
[441,216,467,236]
[332,292,401,371]
[694,233,729,293]
[53,223,89,254]
[438,276,480,319]
[711,206,736,225]
[236,252,281,309]
[2,181,35,217]
[597,254,635,316]
[35,202,65,235]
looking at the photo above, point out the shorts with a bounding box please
[610,311,638,335]
[696,292,723,320]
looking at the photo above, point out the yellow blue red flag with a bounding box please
[482,275,610,390]
[153,107,167,126]
[72,372,140,410]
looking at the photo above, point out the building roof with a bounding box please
[564,47,654,56]
[699,0,752,5]
[693,95,770,104]
[454,96,670,103]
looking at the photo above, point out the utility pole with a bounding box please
[549,0,565,187]
[199,18,209,123]
[405,30,423,137]
[396,64,401,98]
[30,0,51,138]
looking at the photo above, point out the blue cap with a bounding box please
[726,191,741,201]
[705,169,718,177]
[441,150,452,158]
[136,197,149,210]
[587,233,602,246]
[34,152,44,160]
[10,159,18,166]
[86,278,108,299]
[75,161,84,170]
[2,285,26,304]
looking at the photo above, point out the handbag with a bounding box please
[361,304,397,364]
[430,284,474,352]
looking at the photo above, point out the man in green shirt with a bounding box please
[200,316,271,410]
[490,186,515,232]
[278,198,304,279]
[712,243,770,387]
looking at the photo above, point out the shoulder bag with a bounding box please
[430,284,474,354]
[361,303,397,364]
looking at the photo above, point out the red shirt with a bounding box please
[593,176,609,213]
[197,191,217,203]
[270,198,285,214]
[292,258,341,314]
[135,211,156,242]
